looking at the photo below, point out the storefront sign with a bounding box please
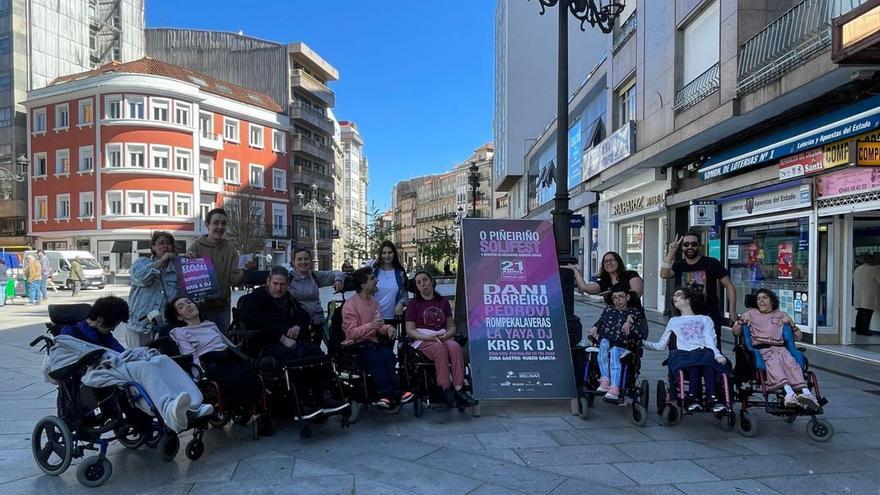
[778,149,825,180]
[816,167,880,197]
[721,184,812,220]
[609,186,666,219]
[568,120,583,190]
[858,141,880,165]
[584,120,634,181]
[689,201,717,227]
[822,129,880,168]
[460,218,575,399]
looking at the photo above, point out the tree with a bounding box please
[344,205,399,263]
[222,185,268,256]
[419,225,458,266]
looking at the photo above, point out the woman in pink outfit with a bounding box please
[732,289,819,410]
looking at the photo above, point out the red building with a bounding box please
[26,58,291,277]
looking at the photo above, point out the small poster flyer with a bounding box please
[174,257,220,303]
[777,242,794,279]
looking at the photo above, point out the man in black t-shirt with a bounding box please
[660,232,738,348]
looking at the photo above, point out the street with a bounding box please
[0,286,878,494]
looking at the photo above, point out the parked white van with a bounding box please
[25,250,106,290]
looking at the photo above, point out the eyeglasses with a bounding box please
[682,242,699,247]
[602,259,617,264]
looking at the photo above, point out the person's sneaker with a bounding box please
[797,391,820,410]
[186,404,214,424]
[371,398,393,410]
[619,349,632,361]
[604,385,620,401]
[444,388,457,408]
[168,392,192,431]
[297,404,322,420]
[400,391,414,404]
[709,398,727,414]
[783,392,799,407]
[596,377,611,393]
[685,395,702,413]
[455,389,479,408]
[574,337,590,348]
[320,391,349,414]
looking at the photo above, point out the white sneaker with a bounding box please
[574,338,590,348]
[167,392,192,432]
[797,392,820,410]
[783,392,798,408]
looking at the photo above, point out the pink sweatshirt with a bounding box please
[169,320,232,366]
[341,294,388,346]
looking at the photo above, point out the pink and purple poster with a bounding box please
[461,218,575,399]
[175,257,220,303]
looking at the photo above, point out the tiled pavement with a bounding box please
[0,288,879,494]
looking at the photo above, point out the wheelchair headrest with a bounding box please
[744,294,758,309]
[48,304,92,326]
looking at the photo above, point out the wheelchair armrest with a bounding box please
[797,346,806,353]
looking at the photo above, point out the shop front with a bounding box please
[599,174,668,312]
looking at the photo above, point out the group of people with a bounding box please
[565,231,818,413]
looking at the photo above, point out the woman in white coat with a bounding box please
[853,254,880,336]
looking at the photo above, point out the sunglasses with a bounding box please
[682,242,699,247]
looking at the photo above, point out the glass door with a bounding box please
[816,219,834,338]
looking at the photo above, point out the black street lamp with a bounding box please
[532,0,625,372]
[468,162,480,218]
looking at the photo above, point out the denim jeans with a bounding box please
[598,339,625,387]
[355,341,401,400]
[40,277,48,301]
[27,280,40,304]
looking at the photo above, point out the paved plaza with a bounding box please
[0,287,879,494]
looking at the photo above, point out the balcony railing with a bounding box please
[290,101,334,134]
[673,62,720,112]
[291,165,333,186]
[736,0,845,96]
[199,174,223,193]
[292,134,333,163]
[200,129,224,151]
[612,10,637,53]
[291,69,335,106]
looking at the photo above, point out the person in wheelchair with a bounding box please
[238,267,349,418]
[58,296,213,432]
[644,288,730,414]
[404,270,478,409]
[342,267,413,409]
[732,289,819,410]
[586,285,646,401]
[164,296,263,423]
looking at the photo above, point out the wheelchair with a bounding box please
[30,305,183,487]
[396,329,480,418]
[229,298,351,439]
[576,340,649,427]
[732,323,833,441]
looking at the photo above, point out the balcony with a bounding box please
[292,134,334,163]
[291,165,333,189]
[673,63,720,112]
[200,129,224,151]
[291,69,335,107]
[612,10,636,53]
[290,101,334,135]
[269,223,290,239]
[200,174,223,193]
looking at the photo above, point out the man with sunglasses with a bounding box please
[660,232,737,349]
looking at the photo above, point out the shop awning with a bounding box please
[110,241,132,253]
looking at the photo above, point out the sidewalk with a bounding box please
[0,291,878,493]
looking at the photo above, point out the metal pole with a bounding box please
[312,208,318,271]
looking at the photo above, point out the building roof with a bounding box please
[51,57,284,113]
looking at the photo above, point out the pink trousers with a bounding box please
[417,339,465,390]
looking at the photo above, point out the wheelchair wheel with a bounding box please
[257,414,275,437]
[115,425,148,449]
[661,404,681,426]
[159,433,180,461]
[348,402,363,424]
[578,395,591,420]
[631,403,648,427]
[32,416,73,476]
[413,398,425,418]
[208,411,231,429]
[656,380,667,416]
[75,456,112,488]
[185,438,205,461]
[806,418,833,442]
[736,411,758,437]
[638,380,649,409]
[720,412,736,432]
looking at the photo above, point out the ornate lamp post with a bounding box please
[0,154,28,182]
[467,162,480,218]
[531,0,625,364]
[297,184,331,270]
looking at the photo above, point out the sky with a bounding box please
[145,0,495,212]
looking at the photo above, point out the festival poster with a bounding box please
[777,242,794,279]
[174,257,220,303]
[461,218,575,399]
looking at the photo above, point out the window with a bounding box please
[272,169,287,191]
[251,201,265,221]
[151,145,170,170]
[78,99,94,125]
[34,196,48,220]
[0,71,9,91]
[249,124,264,148]
[55,104,70,129]
[272,129,286,153]
[199,112,213,137]
[249,164,264,188]
[106,191,122,215]
[175,148,191,172]
[78,146,94,173]
[272,204,286,236]
[223,117,239,142]
[0,107,11,127]
[105,143,122,168]
[0,36,9,55]
[617,78,636,129]
[0,0,9,17]
[105,96,122,119]
[56,194,71,220]
[126,144,146,168]
[151,98,170,122]
[126,191,145,215]
[151,192,171,216]
[55,149,70,176]
[199,155,214,180]
[175,102,191,126]
[33,108,47,133]
[175,194,192,217]
[79,192,94,218]
[224,160,240,184]
[682,0,720,86]
[33,152,47,177]
[126,96,145,119]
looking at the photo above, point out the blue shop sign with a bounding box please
[699,94,880,180]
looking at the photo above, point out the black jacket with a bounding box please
[238,286,311,347]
